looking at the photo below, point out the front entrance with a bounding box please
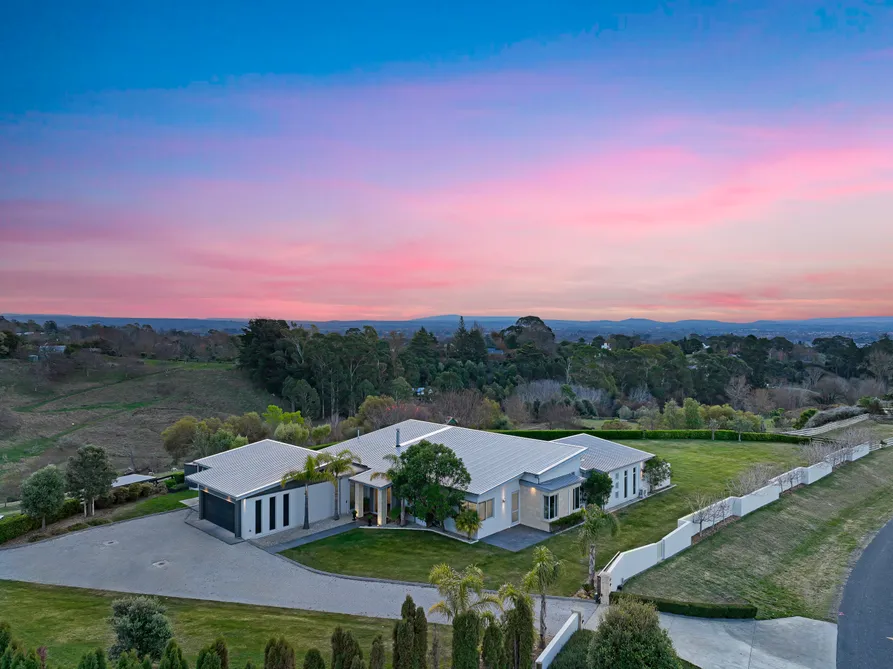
[511,491,520,524]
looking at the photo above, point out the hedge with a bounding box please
[549,509,584,533]
[0,497,82,544]
[493,429,808,444]
[549,630,594,669]
[610,591,758,619]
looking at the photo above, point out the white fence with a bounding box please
[599,442,874,594]
[535,612,582,669]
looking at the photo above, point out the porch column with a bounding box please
[355,482,364,517]
[377,488,386,526]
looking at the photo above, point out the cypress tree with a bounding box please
[451,612,480,669]
[264,638,295,669]
[481,623,505,669]
[213,638,229,669]
[503,596,534,669]
[302,649,325,669]
[198,653,222,669]
[367,637,384,669]
[159,640,188,669]
[330,628,344,669]
[339,632,361,669]
[400,596,416,622]
[412,607,427,669]
[392,620,414,669]
[244,663,257,669]
[0,625,11,657]
[115,651,141,669]
[77,649,108,669]
[348,658,365,669]
[142,657,153,669]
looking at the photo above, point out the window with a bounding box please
[543,493,559,520]
[572,486,582,511]
[283,493,290,527]
[462,500,476,513]
[476,498,494,520]
[269,496,276,531]
[255,500,262,533]
[632,468,637,495]
[624,470,628,498]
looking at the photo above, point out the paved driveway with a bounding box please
[0,510,593,632]
[837,517,893,668]
[480,525,552,552]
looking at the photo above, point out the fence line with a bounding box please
[597,441,874,598]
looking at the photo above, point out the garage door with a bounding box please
[202,491,235,533]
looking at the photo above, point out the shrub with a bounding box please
[27,533,47,542]
[0,514,40,544]
[549,509,585,532]
[617,406,634,421]
[137,483,153,498]
[88,518,112,527]
[858,397,884,414]
[170,472,186,485]
[550,630,593,669]
[68,522,90,532]
[108,596,173,659]
[601,420,634,430]
[303,649,325,669]
[804,406,866,429]
[609,591,757,619]
[793,408,818,429]
[588,598,680,669]
[50,526,69,536]
[264,637,295,669]
[158,640,187,669]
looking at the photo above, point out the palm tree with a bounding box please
[454,507,482,540]
[370,452,406,525]
[323,449,359,520]
[281,453,335,529]
[522,546,563,650]
[427,563,501,622]
[577,505,619,594]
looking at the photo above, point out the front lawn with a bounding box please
[624,446,893,620]
[110,489,198,522]
[0,580,450,668]
[285,439,803,595]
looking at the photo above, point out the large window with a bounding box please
[632,468,637,495]
[269,496,276,531]
[543,493,559,520]
[477,498,494,520]
[255,500,262,534]
[624,470,628,498]
[572,486,582,511]
[283,493,290,527]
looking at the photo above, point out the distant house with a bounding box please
[186,420,671,541]
[38,345,66,358]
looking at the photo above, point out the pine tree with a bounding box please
[392,620,414,669]
[400,596,416,622]
[263,638,295,669]
[412,607,427,669]
[158,640,188,669]
[481,622,505,669]
[213,638,229,669]
[0,623,11,656]
[451,612,480,669]
[367,637,384,669]
[302,649,324,669]
[77,649,108,669]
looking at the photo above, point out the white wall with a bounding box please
[604,460,647,510]
[535,613,582,669]
[598,442,875,593]
[445,478,522,539]
[240,476,350,539]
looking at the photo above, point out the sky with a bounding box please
[2,1,892,322]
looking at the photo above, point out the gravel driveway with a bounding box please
[0,510,594,632]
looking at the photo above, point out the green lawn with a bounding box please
[284,439,804,595]
[110,490,197,522]
[0,580,450,668]
[624,446,893,621]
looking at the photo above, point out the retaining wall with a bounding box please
[535,612,582,669]
[602,442,874,591]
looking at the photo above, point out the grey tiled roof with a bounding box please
[186,439,321,499]
[324,420,586,495]
[551,434,653,473]
[520,473,585,492]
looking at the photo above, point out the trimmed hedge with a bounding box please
[493,429,808,444]
[610,590,757,619]
[549,509,584,533]
[0,497,83,543]
[549,630,594,669]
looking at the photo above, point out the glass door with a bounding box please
[511,491,519,524]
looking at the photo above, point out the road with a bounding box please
[837,518,893,668]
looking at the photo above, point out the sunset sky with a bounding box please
[2,2,892,322]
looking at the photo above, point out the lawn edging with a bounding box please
[597,441,877,607]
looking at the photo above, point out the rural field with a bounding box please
[285,438,805,595]
[0,580,451,668]
[0,359,277,499]
[624,446,893,621]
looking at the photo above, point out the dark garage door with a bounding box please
[202,491,235,533]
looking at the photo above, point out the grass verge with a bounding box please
[110,490,198,522]
[284,439,803,595]
[624,447,893,620]
[0,580,450,668]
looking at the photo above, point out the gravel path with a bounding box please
[0,510,594,632]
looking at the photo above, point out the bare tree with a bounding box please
[867,349,893,384]
[502,394,530,425]
[776,467,802,493]
[803,366,826,391]
[725,376,753,411]
[706,497,733,535]
[771,386,818,411]
[628,386,654,405]
[815,376,851,405]
[832,425,873,451]
[800,441,832,466]
[540,402,578,428]
[726,463,782,497]
[687,492,716,535]
[748,388,774,415]
[430,389,493,427]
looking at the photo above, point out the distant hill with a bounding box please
[4,313,892,343]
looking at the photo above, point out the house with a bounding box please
[185,420,670,541]
[551,434,665,509]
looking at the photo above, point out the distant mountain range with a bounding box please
[4,313,892,343]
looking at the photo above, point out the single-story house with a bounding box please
[111,473,156,488]
[185,419,671,541]
[550,434,666,510]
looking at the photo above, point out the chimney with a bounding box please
[395,428,401,452]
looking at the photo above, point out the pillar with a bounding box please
[355,482,364,518]
[377,488,386,526]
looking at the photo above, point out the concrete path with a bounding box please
[837,517,893,668]
[583,607,836,668]
[0,510,594,633]
[479,525,552,552]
